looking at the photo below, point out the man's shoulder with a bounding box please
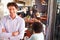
[17,16,23,19]
[17,16,24,21]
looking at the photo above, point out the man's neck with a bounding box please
[10,15,16,20]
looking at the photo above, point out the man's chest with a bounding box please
[4,19,20,32]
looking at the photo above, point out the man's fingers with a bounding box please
[2,28,6,32]
[12,31,19,36]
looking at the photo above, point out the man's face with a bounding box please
[8,6,17,15]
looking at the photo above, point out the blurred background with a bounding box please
[0,0,48,19]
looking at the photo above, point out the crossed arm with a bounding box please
[2,28,19,36]
[1,26,25,40]
[0,18,25,39]
[0,27,19,39]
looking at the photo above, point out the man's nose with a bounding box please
[10,10,13,13]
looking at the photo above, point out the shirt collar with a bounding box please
[8,15,18,20]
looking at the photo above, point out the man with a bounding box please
[0,2,25,40]
[29,22,44,40]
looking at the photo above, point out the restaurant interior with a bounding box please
[0,0,48,40]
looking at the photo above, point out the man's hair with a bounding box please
[32,22,43,33]
[7,2,18,9]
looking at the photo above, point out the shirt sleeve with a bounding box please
[0,32,12,39]
[0,18,12,38]
[29,35,36,40]
[10,19,25,40]
[29,33,44,40]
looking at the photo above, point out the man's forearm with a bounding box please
[0,31,19,39]
[0,32,12,38]
[0,28,12,38]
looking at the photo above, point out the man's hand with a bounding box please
[2,28,6,32]
[12,31,19,36]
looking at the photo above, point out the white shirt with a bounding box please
[29,32,44,40]
[0,15,25,40]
